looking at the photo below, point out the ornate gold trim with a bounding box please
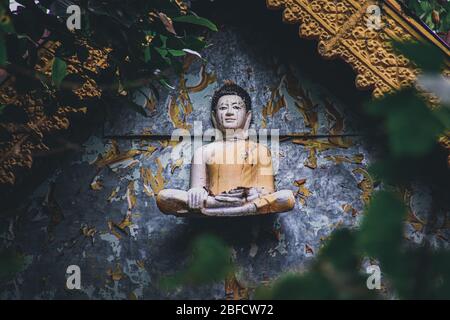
[0,42,110,184]
[266,0,449,98]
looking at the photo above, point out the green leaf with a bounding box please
[0,36,7,66]
[0,11,15,33]
[392,41,444,73]
[159,78,175,90]
[0,249,26,281]
[161,234,233,289]
[318,229,359,272]
[255,272,337,300]
[0,104,6,115]
[159,34,168,48]
[183,36,207,52]
[366,89,444,157]
[143,46,151,63]
[358,191,406,264]
[172,15,218,32]
[51,57,67,89]
[168,49,186,57]
[419,1,432,13]
[434,106,450,129]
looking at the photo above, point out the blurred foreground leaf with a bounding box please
[0,249,26,282]
[161,234,233,289]
[366,89,445,157]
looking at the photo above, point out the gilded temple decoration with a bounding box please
[0,41,110,184]
[266,0,450,98]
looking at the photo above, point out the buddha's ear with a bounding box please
[243,111,252,131]
[211,111,219,129]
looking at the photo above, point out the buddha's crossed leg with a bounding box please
[156,188,295,217]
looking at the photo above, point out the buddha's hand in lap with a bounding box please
[187,187,209,210]
[212,187,262,206]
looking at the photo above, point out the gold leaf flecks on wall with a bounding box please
[186,64,217,93]
[108,186,121,202]
[107,263,124,282]
[342,204,358,217]
[90,174,103,190]
[225,274,249,300]
[324,99,352,148]
[403,189,425,233]
[140,158,166,195]
[171,158,183,174]
[262,85,286,129]
[290,78,319,135]
[168,95,192,130]
[352,167,374,204]
[94,140,141,168]
[325,154,364,165]
[126,181,137,210]
[294,179,311,205]
[292,138,337,170]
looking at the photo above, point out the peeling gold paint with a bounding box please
[262,86,286,128]
[324,99,352,148]
[294,179,311,205]
[325,154,364,165]
[144,92,157,113]
[305,244,314,255]
[108,213,134,240]
[186,64,217,93]
[107,263,124,281]
[403,189,425,233]
[94,141,141,168]
[90,175,103,190]
[352,168,374,204]
[168,93,192,130]
[159,139,180,149]
[142,145,158,158]
[140,158,165,194]
[292,138,338,169]
[126,181,137,210]
[107,186,120,202]
[342,204,358,217]
[225,274,249,300]
[171,158,183,174]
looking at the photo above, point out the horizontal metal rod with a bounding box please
[102,133,367,140]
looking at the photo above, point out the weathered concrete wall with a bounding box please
[0,24,445,300]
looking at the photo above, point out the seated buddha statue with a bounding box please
[156,82,295,217]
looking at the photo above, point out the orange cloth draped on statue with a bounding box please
[205,140,275,195]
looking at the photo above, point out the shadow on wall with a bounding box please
[191,0,371,110]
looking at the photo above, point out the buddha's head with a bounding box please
[211,82,252,132]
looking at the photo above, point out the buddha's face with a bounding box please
[214,95,248,130]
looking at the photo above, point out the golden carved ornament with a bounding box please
[266,0,450,98]
[267,0,450,165]
[0,41,111,184]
